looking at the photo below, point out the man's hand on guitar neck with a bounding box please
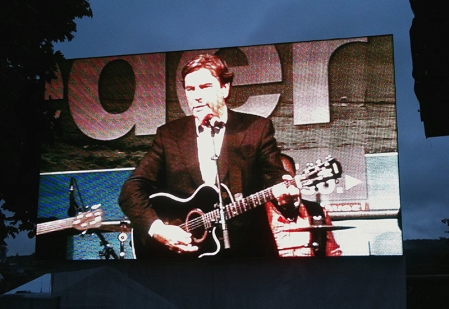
[272,175,302,208]
[149,220,199,253]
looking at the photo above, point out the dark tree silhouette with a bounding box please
[0,0,92,245]
[443,218,449,233]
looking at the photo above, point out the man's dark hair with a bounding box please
[182,54,234,87]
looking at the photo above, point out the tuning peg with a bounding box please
[91,204,102,209]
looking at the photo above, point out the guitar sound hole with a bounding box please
[185,208,207,243]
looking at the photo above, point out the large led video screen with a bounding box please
[37,35,402,260]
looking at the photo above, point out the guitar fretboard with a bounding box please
[183,179,296,231]
[224,186,277,221]
[36,210,104,235]
[36,218,75,235]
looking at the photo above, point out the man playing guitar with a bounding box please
[119,54,308,259]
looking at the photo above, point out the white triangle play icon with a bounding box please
[345,174,362,190]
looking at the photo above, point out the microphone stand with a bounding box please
[68,177,83,217]
[210,125,231,249]
[97,231,119,260]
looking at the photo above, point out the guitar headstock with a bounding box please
[299,156,343,189]
[72,209,104,231]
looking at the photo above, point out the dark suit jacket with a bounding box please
[119,109,287,258]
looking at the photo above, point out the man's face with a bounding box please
[184,68,230,121]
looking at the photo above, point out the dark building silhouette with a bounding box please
[410,0,449,137]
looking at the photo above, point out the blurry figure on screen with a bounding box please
[266,154,342,257]
[119,54,302,259]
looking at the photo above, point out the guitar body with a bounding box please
[132,184,224,259]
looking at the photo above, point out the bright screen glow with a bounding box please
[37,35,402,260]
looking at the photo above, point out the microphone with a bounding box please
[202,114,224,129]
[69,177,74,193]
[68,177,78,217]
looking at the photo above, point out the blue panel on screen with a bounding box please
[38,169,134,260]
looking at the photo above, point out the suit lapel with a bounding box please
[176,117,204,187]
[175,111,246,190]
[220,110,245,191]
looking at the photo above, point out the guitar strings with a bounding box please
[156,160,339,241]
[179,189,277,232]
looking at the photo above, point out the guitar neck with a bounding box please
[192,179,297,231]
[224,179,298,220]
[181,157,341,232]
[36,218,74,235]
